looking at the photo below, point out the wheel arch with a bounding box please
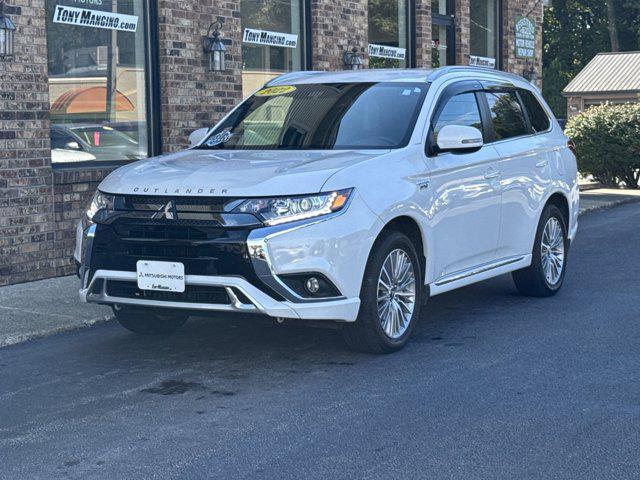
[544,191,570,228]
[374,215,427,283]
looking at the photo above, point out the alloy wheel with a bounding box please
[377,249,416,339]
[541,217,565,286]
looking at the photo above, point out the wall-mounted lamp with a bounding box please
[0,2,16,59]
[343,45,364,70]
[523,64,537,84]
[202,20,227,72]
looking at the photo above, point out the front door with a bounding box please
[425,89,502,281]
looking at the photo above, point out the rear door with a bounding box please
[480,87,551,259]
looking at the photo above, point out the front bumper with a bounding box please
[75,195,377,322]
[79,269,360,321]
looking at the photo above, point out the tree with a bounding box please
[606,0,619,51]
[542,0,640,118]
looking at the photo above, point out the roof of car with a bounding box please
[266,67,530,87]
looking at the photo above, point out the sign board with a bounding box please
[515,15,536,59]
[52,5,138,32]
[368,44,406,60]
[469,55,496,68]
[243,28,298,48]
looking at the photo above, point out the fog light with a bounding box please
[305,277,320,294]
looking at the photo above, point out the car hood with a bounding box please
[99,149,390,197]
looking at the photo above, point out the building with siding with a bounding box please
[563,51,640,118]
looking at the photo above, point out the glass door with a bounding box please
[431,0,455,67]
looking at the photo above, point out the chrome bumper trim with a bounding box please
[80,269,299,318]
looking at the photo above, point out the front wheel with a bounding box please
[342,231,422,354]
[113,305,189,335]
[512,204,568,297]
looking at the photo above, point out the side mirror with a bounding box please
[436,125,484,152]
[188,128,209,147]
[65,141,81,151]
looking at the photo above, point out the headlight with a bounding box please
[83,190,115,227]
[235,189,352,226]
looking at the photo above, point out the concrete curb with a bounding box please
[0,313,112,349]
[579,195,640,216]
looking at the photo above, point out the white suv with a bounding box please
[75,67,579,353]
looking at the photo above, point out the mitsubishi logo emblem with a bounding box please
[152,200,176,220]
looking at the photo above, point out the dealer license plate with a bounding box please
[136,260,185,293]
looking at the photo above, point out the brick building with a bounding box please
[0,0,543,286]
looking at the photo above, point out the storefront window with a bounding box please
[368,0,409,68]
[241,0,305,97]
[431,0,448,16]
[470,0,499,68]
[431,0,453,68]
[46,1,151,164]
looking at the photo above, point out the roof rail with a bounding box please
[265,71,325,86]
[427,66,526,84]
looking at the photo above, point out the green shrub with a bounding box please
[565,103,640,189]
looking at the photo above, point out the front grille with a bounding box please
[89,220,286,301]
[106,280,231,304]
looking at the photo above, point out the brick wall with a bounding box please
[455,0,470,65]
[502,0,543,86]
[0,0,54,287]
[0,0,545,287]
[311,0,368,70]
[157,0,243,153]
[414,0,432,68]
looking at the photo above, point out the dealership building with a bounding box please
[0,0,543,286]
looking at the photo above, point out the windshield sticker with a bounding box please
[255,85,297,97]
[205,129,233,147]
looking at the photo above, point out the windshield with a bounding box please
[198,82,428,150]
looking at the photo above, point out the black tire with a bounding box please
[342,231,423,354]
[113,305,189,335]
[512,204,568,297]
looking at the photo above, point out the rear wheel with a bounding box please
[512,204,568,297]
[113,305,189,335]
[343,231,422,354]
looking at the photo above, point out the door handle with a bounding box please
[484,170,500,180]
[536,160,548,168]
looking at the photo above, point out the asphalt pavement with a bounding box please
[1,203,639,479]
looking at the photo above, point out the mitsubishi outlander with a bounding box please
[75,67,579,353]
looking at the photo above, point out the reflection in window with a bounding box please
[519,90,550,132]
[368,0,409,68]
[486,91,528,140]
[432,0,449,15]
[46,0,149,164]
[241,0,304,97]
[470,0,498,64]
[202,83,427,150]
[434,93,483,141]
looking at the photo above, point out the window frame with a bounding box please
[426,79,485,157]
[516,88,552,135]
[477,87,531,144]
[51,0,162,170]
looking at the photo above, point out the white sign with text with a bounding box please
[52,5,138,32]
[368,44,406,60]
[243,28,298,48]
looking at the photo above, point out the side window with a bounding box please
[433,92,483,142]
[519,89,551,133]
[485,91,528,140]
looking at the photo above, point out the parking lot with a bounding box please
[1,203,639,480]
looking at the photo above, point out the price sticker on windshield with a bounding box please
[255,85,296,97]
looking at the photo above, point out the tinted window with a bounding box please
[485,91,528,140]
[519,89,550,132]
[433,93,483,141]
[200,82,428,150]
